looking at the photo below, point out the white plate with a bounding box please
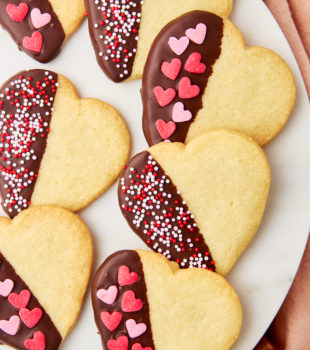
[0,0,310,349]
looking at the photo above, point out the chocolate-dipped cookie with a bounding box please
[0,69,130,218]
[92,249,242,350]
[0,206,93,350]
[142,11,296,147]
[84,0,233,82]
[0,0,85,62]
[118,129,270,276]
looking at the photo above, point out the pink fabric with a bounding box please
[264,0,310,98]
[256,235,310,350]
[268,236,310,349]
[255,2,309,349]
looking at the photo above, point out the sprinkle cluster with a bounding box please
[0,252,61,349]
[94,251,155,349]
[0,71,57,217]
[120,153,215,270]
[0,277,45,345]
[154,23,207,141]
[2,0,66,63]
[97,264,153,349]
[92,0,143,79]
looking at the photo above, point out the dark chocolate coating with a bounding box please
[0,69,57,218]
[0,0,65,63]
[142,11,223,146]
[92,250,155,350]
[118,151,215,271]
[85,0,143,82]
[0,252,61,349]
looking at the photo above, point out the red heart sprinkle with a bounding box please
[9,290,31,309]
[108,335,128,350]
[6,3,29,22]
[153,87,176,107]
[155,119,176,140]
[161,58,182,80]
[178,77,200,99]
[19,308,43,328]
[121,291,143,312]
[132,344,153,350]
[101,311,122,331]
[22,31,43,53]
[184,52,206,74]
[24,331,46,350]
[118,265,139,287]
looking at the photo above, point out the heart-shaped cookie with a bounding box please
[0,0,85,62]
[142,11,296,147]
[92,250,242,350]
[119,129,270,275]
[0,205,93,349]
[0,69,130,218]
[85,0,233,82]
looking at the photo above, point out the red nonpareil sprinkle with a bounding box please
[120,154,214,270]
[0,71,56,216]
[92,0,143,79]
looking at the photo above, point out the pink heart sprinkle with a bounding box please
[118,265,138,287]
[30,8,51,29]
[0,279,14,297]
[172,102,192,123]
[126,319,147,338]
[108,335,128,350]
[153,86,176,107]
[101,311,122,331]
[19,308,43,328]
[161,58,182,80]
[6,3,29,22]
[178,77,200,99]
[121,291,143,312]
[22,31,43,53]
[155,119,176,140]
[168,36,189,55]
[186,23,207,44]
[184,52,206,74]
[132,344,153,350]
[24,331,45,350]
[0,315,20,335]
[96,285,118,305]
[9,289,31,309]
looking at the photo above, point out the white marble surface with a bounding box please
[0,0,309,349]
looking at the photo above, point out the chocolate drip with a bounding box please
[85,0,143,82]
[0,0,65,63]
[0,70,57,218]
[0,252,61,349]
[118,151,215,271]
[142,11,224,146]
[92,250,155,350]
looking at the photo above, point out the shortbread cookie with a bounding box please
[142,11,296,146]
[0,205,93,349]
[0,69,130,218]
[85,0,233,82]
[92,250,242,350]
[119,130,270,275]
[0,0,85,62]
